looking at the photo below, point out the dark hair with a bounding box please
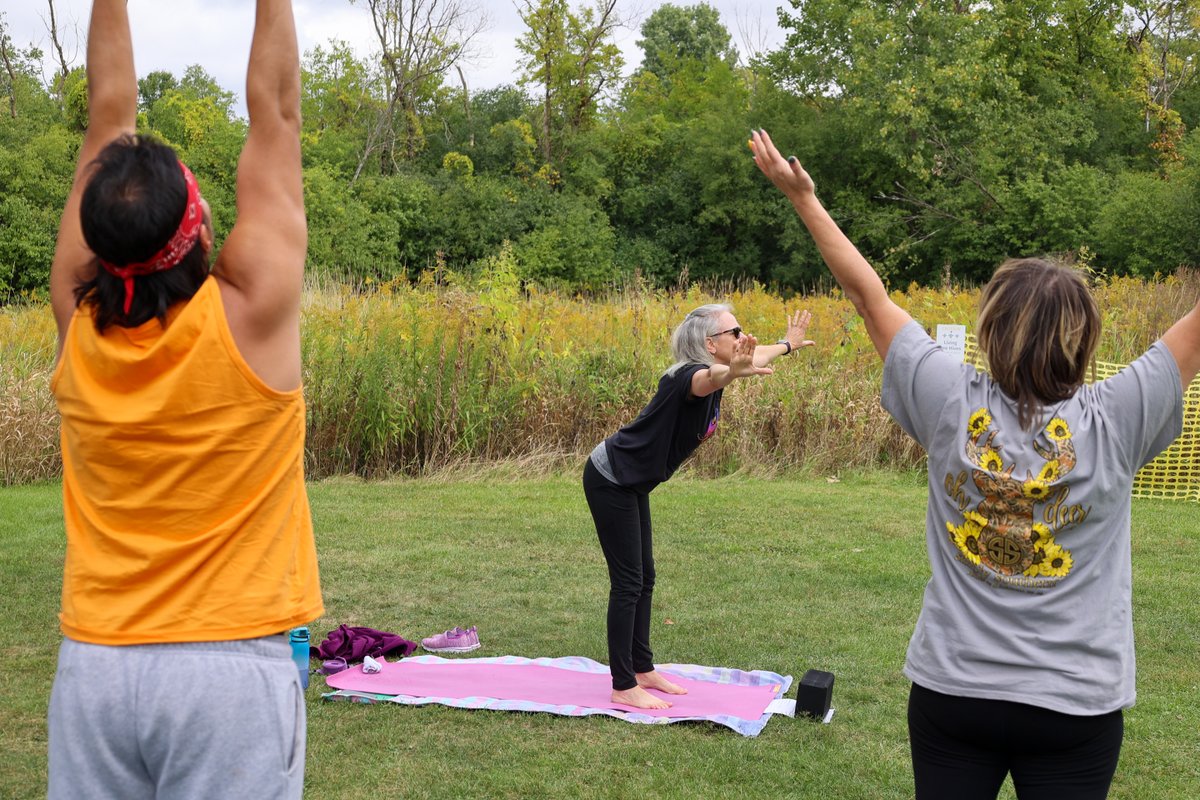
[976,258,1101,430]
[75,134,209,332]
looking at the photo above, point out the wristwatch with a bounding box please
[776,339,792,355]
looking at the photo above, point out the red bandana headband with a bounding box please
[99,161,203,315]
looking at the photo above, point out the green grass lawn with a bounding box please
[2,473,1197,799]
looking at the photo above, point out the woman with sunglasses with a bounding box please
[583,304,813,709]
[751,129,1199,799]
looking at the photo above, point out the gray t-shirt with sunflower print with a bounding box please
[882,321,1183,716]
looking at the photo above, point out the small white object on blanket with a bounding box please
[362,655,383,674]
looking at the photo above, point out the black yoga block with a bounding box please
[795,669,834,719]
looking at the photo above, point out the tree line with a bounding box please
[3,0,1200,301]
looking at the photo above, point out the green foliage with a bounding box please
[421,86,536,175]
[138,70,178,111]
[635,2,738,82]
[512,193,620,287]
[604,58,820,285]
[483,117,539,177]
[0,121,76,297]
[8,5,1200,298]
[1094,167,1200,277]
[305,165,397,279]
[301,41,384,177]
[441,151,475,179]
[768,0,1149,282]
[516,0,624,167]
[62,68,87,132]
[177,64,237,117]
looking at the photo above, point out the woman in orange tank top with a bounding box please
[45,2,321,798]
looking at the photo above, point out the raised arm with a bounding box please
[752,309,815,368]
[50,0,137,349]
[213,0,307,390]
[1161,299,1200,390]
[751,129,911,362]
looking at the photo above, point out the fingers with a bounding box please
[756,129,783,163]
[749,132,770,176]
[765,130,806,177]
[789,309,811,330]
[751,129,784,171]
[787,309,813,349]
[761,130,806,177]
[733,334,749,358]
[732,333,759,363]
[752,129,810,188]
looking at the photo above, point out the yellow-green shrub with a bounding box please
[1,271,1194,485]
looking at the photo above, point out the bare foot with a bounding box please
[636,670,688,695]
[612,685,672,709]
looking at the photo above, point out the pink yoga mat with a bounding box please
[326,658,780,721]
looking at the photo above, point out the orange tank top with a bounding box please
[51,276,323,644]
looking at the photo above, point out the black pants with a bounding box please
[582,460,655,691]
[908,683,1124,800]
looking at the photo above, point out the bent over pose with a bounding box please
[47,2,322,798]
[585,305,813,709]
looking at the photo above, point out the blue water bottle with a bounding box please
[289,627,310,689]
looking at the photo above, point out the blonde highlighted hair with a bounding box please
[976,258,1101,430]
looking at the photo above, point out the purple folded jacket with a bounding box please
[312,624,417,662]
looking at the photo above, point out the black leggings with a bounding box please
[582,460,655,691]
[908,683,1124,800]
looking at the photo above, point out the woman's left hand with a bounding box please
[786,309,816,352]
[729,334,774,379]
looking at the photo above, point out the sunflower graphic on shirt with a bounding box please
[944,412,1078,583]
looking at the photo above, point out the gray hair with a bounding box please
[664,303,731,376]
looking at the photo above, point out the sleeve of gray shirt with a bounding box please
[1090,340,1184,472]
[881,321,965,449]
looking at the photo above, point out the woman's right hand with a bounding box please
[750,129,815,201]
[748,128,913,362]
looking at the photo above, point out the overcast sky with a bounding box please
[5,1,788,114]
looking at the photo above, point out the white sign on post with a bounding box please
[936,324,967,362]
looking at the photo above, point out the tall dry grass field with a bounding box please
[2,265,1196,486]
[0,307,59,485]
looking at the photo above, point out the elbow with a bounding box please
[848,293,872,321]
[246,101,302,135]
[246,80,301,128]
[87,88,137,127]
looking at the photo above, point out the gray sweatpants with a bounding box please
[48,635,305,800]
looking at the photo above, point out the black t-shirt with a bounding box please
[603,363,722,493]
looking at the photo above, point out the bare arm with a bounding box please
[751,130,911,362]
[1161,300,1200,390]
[50,0,137,352]
[753,309,816,367]
[214,0,307,389]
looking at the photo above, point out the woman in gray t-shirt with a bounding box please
[752,129,1199,800]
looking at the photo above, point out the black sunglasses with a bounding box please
[710,326,742,339]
